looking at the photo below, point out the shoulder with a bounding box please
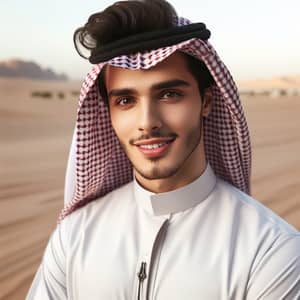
[69,180,134,220]
[215,178,299,236]
[58,181,135,241]
[214,179,300,295]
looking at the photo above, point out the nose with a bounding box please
[138,100,162,132]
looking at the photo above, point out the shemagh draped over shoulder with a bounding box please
[61,17,251,221]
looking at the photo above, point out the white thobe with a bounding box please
[26,164,300,299]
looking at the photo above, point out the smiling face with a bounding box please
[105,52,212,192]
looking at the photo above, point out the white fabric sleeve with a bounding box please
[246,234,300,299]
[25,224,67,300]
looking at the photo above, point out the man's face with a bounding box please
[105,52,211,191]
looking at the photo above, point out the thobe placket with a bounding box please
[135,218,170,300]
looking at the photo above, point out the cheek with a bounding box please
[161,100,201,130]
[110,111,136,140]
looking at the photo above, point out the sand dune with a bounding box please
[0,78,299,300]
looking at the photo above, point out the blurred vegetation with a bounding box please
[30,90,80,99]
[31,91,53,99]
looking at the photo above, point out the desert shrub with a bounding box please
[31,91,53,99]
[57,91,65,99]
[71,90,80,97]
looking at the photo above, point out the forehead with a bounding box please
[104,51,195,90]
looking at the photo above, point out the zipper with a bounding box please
[137,262,147,300]
[135,219,170,300]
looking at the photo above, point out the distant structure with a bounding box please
[238,76,300,98]
[239,88,300,98]
[0,59,68,81]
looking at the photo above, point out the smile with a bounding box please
[139,141,172,149]
[137,140,175,157]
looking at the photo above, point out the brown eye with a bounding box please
[116,97,134,106]
[161,90,182,99]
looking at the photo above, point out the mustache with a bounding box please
[129,132,177,145]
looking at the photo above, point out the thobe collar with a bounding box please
[133,163,217,216]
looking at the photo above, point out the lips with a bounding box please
[134,137,175,146]
[135,138,175,158]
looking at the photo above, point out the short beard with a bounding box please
[120,116,204,181]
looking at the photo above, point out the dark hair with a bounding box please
[74,0,177,59]
[74,0,214,105]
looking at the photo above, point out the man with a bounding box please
[26,0,300,299]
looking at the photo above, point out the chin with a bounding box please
[134,162,180,180]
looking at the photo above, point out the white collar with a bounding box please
[133,164,217,216]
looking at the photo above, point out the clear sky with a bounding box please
[1,0,299,80]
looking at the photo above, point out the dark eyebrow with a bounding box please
[108,88,135,99]
[151,79,191,90]
[108,79,191,99]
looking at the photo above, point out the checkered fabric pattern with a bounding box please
[59,17,251,221]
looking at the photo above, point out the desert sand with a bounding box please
[0,77,299,300]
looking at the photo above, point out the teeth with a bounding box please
[140,142,169,150]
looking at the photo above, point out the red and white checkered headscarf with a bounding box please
[60,17,251,221]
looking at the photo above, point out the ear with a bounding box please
[201,87,213,117]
